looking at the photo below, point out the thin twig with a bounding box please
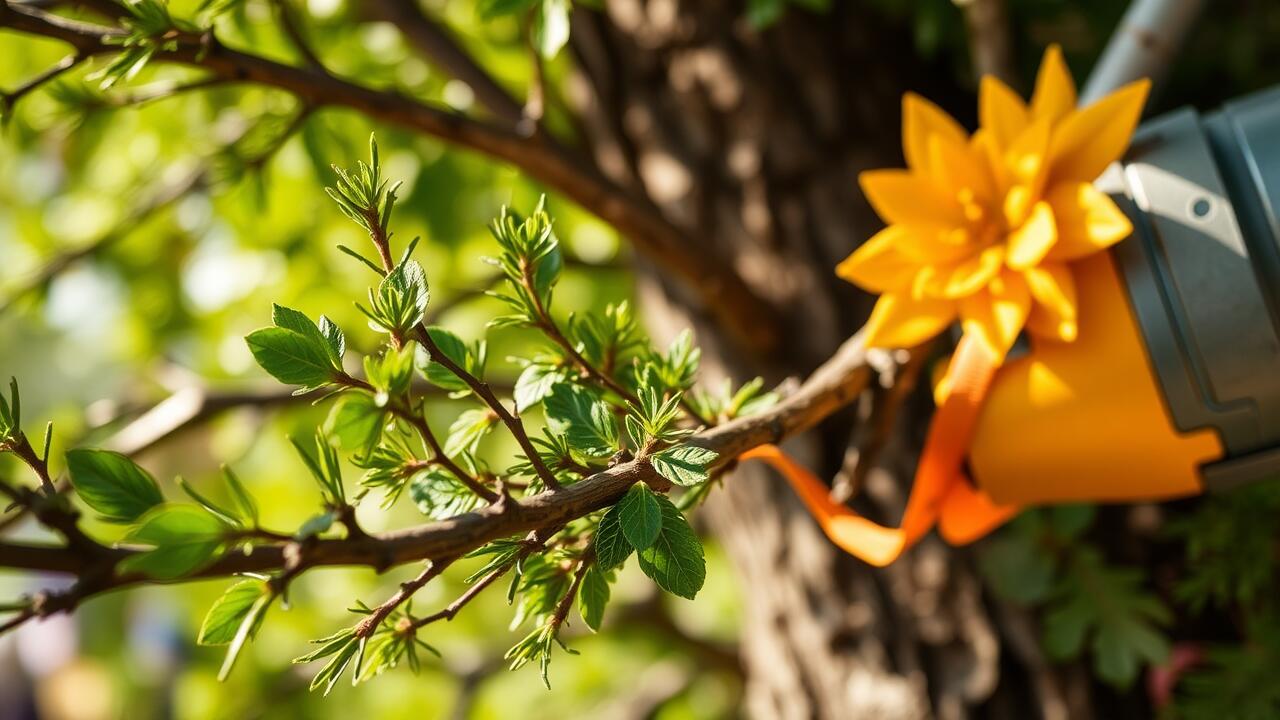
[269,0,327,73]
[0,331,873,619]
[1,51,84,111]
[955,0,1015,85]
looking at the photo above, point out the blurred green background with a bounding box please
[2,0,1279,718]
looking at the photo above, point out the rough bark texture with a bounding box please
[569,2,1081,717]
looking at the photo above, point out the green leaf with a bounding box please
[513,362,564,412]
[271,304,333,363]
[66,448,164,524]
[296,511,336,539]
[410,468,484,521]
[617,483,662,551]
[118,505,229,580]
[594,503,633,571]
[649,445,718,487]
[177,476,241,526]
[578,565,611,632]
[222,466,258,527]
[1042,548,1171,687]
[218,590,274,682]
[636,494,705,600]
[416,327,474,393]
[326,392,386,456]
[245,327,337,388]
[535,0,571,58]
[318,315,346,367]
[199,579,269,645]
[444,408,497,457]
[544,384,619,458]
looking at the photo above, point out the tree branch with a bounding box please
[0,1,780,356]
[0,332,872,616]
[362,0,525,126]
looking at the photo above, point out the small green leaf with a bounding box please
[578,565,611,632]
[318,315,346,367]
[245,327,337,388]
[326,393,386,456]
[617,483,662,551]
[637,494,705,599]
[271,304,333,364]
[514,362,564,412]
[296,511,336,539]
[594,503,632,571]
[222,466,259,527]
[119,505,229,580]
[410,467,485,521]
[67,448,164,524]
[416,327,475,393]
[218,590,274,682]
[444,408,497,457]
[199,579,269,645]
[649,444,718,487]
[544,384,619,458]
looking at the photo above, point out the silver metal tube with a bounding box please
[1081,0,1207,103]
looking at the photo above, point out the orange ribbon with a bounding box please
[741,332,1020,565]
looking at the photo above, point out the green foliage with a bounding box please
[1042,548,1170,687]
[0,378,18,443]
[410,467,485,520]
[617,483,662,551]
[650,445,718,487]
[543,383,619,458]
[89,0,192,89]
[979,506,1170,688]
[635,494,705,600]
[291,431,347,508]
[1176,618,1280,720]
[358,256,430,337]
[624,384,689,447]
[199,579,271,646]
[594,503,633,571]
[486,198,563,329]
[577,565,611,632]
[415,327,487,396]
[326,136,402,240]
[66,448,164,524]
[118,505,231,580]
[246,306,345,390]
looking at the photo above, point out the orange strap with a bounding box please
[741,331,1020,565]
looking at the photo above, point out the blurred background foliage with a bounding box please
[1,0,1279,718]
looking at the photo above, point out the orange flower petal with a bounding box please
[979,75,1029,153]
[1006,201,1057,270]
[1024,263,1078,342]
[863,292,957,349]
[1030,44,1077,124]
[915,245,1004,300]
[894,225,978,265]
[960,269,1030,356]
[1048,79,1151,183]
[836,226,920,293]
[859,169,964,227]
[1046,182,1133,260]
[903,92,970,177]
[930,134,993,203]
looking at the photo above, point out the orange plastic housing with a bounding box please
[969,252,1223,504]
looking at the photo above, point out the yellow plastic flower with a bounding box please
[838,46,1150,355]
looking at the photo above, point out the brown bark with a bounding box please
[569,2,1077,717]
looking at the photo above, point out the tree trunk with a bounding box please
[570,2,1092,717]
